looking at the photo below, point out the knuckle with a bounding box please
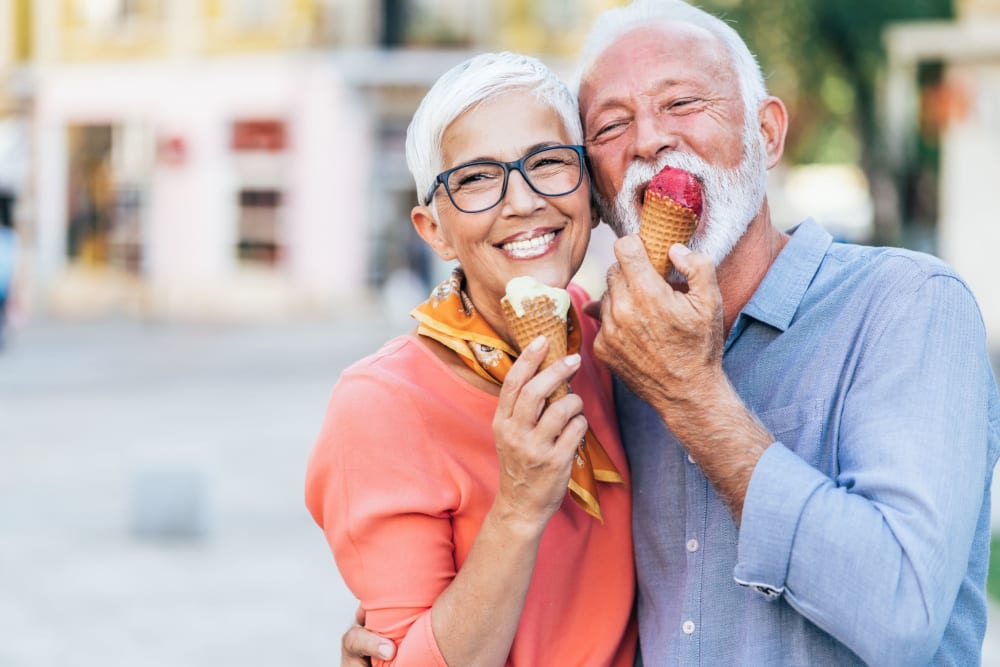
[563,394,584,414]
[694,252,715,272]
[520,381,546,404]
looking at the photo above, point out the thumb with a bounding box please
[669,244,717,295]
[613,234,657,284]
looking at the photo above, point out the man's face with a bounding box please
[578,22,768,266]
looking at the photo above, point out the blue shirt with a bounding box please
[619,219,1000,666]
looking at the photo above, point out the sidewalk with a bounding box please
[0,315,402,666]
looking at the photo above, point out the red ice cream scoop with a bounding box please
[639,165,702,277]
[646,165,703,217]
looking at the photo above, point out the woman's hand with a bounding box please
[491,335,588,533]
[424,337,588,667]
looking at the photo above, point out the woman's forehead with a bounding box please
[440,94,570,167]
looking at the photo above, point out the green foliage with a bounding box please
[990,536,1000,603]
[698,0,953,166]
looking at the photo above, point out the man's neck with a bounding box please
[715,204,789,334]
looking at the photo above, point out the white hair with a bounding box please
[575,0,768,122]
[406,52,582,208]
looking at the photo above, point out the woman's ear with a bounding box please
[411,205,456,261]
[589,190,601,229]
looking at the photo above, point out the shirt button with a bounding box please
[687,453,695,464]
[682,620,696,635]
[686,538,699,553]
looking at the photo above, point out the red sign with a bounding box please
[231,120,287,152]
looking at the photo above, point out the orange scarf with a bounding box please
[411,269,624,522]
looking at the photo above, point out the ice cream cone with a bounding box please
[639,189,699,277]
[501,296,569,402]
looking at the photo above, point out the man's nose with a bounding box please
[633,109,677,161]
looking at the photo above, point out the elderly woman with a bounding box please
[305,52,636,666]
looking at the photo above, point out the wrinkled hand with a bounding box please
[492,336,588,530]
[594,236,725,413]
[340,606,395,666]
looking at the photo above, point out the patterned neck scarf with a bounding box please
[411,268,624,522]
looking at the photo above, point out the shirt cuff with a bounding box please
[733,442,826,601]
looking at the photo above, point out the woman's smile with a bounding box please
[497,227,562,259]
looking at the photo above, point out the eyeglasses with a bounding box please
[424,144,586,214]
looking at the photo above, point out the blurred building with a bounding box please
[885,0,1000,344]
[0,0,623,320]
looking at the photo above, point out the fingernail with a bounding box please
[672,243,691,256]
[378,641,395,659]
[564,353,581,367]
[527,336,546,351]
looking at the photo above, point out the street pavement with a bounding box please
[2,313,999,666]
[0,313,402,666]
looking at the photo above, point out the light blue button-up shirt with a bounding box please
[619,219,1000,666]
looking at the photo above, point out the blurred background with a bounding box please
[0,0,998,665]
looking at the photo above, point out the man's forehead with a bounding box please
[581,21,722,85]
[579,22,728,109]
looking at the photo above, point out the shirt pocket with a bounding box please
[756,398,829,468]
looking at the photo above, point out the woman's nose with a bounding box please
[500,169,546,215]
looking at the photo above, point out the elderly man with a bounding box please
[339,0,1000,664]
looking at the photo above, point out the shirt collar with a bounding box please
[732,219,832,338]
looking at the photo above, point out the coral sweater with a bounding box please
[305,285,636,666]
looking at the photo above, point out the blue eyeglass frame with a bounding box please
[422,144,587,213]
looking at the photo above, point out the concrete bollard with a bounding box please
[130,466,210,541]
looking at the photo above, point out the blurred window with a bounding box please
[231,119,286,266]
[211,0,281,31]
[203,0,317,50]
[69,0,164,33]
[65,123,149,273]
[381,0,477,48]
[62,0,167,58]
[236,189,282,264]
[109,186,144,273]
[13,0,32,62]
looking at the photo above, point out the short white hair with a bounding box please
[406,52,582,207]
[575,0,768,121]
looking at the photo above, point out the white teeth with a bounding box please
[501,231,556,257]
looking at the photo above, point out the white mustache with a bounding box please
[602,131,768,268]
[621,152,712,217]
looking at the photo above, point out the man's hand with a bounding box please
[341,606,395,666]
[594,236,772,524]
[594,236,725,412]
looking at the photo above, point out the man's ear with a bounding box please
[758,96,788,169]
[411,205,456,261]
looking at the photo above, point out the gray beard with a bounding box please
[595,128,768,269]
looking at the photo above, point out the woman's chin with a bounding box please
[507,265,574,290]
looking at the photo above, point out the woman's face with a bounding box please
[414,90,593,333]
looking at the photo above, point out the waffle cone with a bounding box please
[501,296,569,403]
[639,190,699,277]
